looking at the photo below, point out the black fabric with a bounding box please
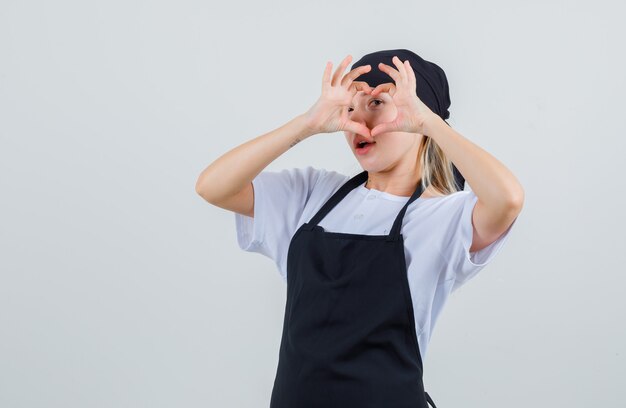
[269,170,437,408]
[352,49,465,191]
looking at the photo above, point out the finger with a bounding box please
[377,62,400,84]
[341,65,371,88]
[358,82,373,93]
[404,60,416,89]
[346,121,372,140]
[322,61,333,90]
[331,55,352,87]
[370,83,395,97]
[391,56,407,83]
[370,121,394,138]
[349,80,373,93]
[350,81,373,95]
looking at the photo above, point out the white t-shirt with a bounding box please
[234,166,518,360]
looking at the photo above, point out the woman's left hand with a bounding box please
[369,56,438,138]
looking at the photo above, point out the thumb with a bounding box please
[345,121,372,140]
[370,121,394,138]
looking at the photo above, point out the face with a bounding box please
[344,84,422,174]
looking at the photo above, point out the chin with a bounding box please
[356,160,388,174]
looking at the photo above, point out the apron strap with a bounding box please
[304,169,425,241]
[425,391,438,408]
[305,170,368,229]
[386,177,424,242]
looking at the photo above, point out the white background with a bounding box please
[1,0,625,406]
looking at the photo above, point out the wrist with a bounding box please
[294,113,317,139]
[422,114,446,138]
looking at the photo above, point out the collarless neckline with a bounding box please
[356,182,454,203]
[355,184,412,202]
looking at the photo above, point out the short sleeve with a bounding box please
[234,166,327,282]
[447,190,518,291]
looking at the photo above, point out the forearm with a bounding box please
[195,113,314,203]
[423,116,524,210]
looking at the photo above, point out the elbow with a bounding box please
[194,177,204,195]
[507,184,525,212]
[195,176,214,203]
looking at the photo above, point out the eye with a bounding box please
[347,99,383,113]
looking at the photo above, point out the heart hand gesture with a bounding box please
[368,56,438,138]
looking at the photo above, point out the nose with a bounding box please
[349,111,376,141]
[348,105,371,129]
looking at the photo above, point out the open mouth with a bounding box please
[355,140,376,154]
[354,137,376,148]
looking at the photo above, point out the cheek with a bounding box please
[379,104,398,122]
[379,133,414,153]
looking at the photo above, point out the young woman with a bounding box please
[196,49,524,408]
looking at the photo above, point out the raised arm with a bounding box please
[195,54,374,217]
[195,114,313,217]
[368,55,524,252]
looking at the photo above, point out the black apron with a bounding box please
[269,170,438,408]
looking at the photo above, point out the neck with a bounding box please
[364,168,422,197]
[363,136,426,196]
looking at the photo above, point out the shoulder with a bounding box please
[414,189,474,211]
[314,167,352,191]
[254,166,352,202]
[253,166,329,193]
[404,189,476,231]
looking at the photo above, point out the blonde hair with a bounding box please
[417,132,462,196]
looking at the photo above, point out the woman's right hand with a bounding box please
[303,55,375,141]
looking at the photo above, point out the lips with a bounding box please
[355,140,376,155]
[353,135,376,149]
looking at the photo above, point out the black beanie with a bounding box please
[350,49,451,121]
